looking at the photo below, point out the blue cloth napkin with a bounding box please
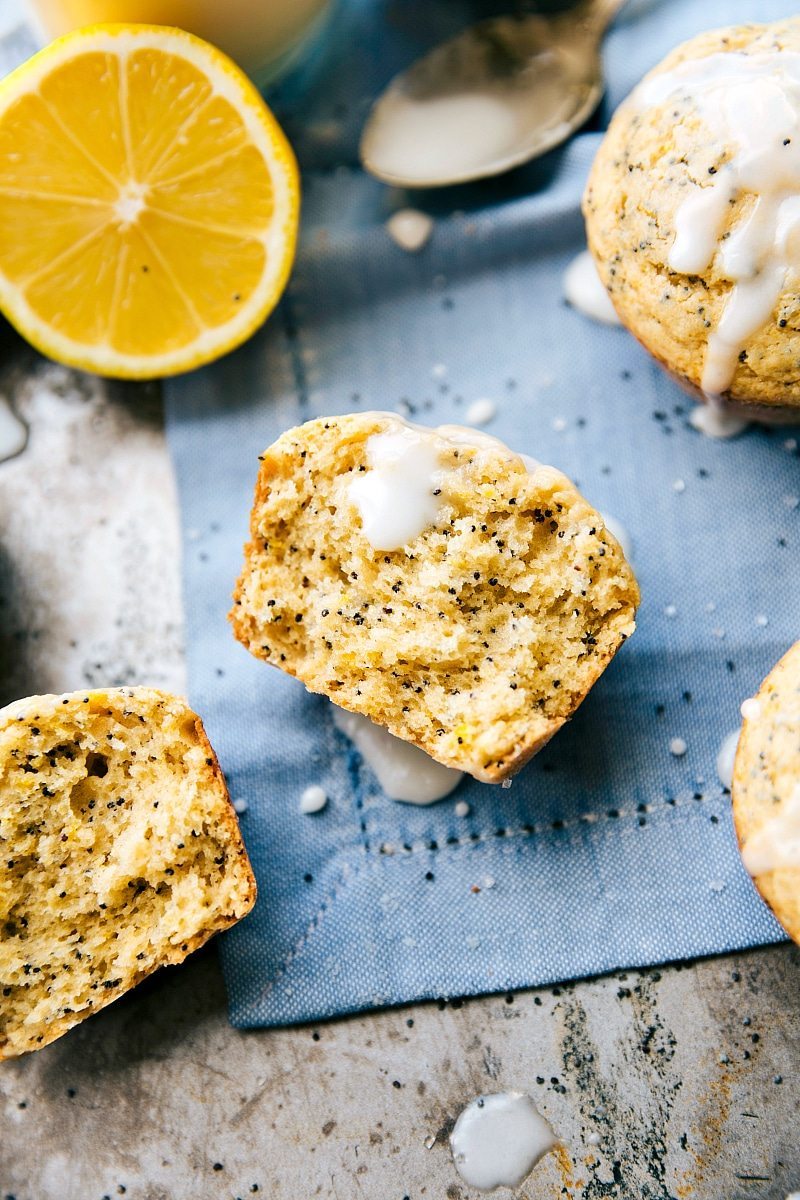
[163,0,800,1027]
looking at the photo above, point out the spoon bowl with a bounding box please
[360,0,624,188]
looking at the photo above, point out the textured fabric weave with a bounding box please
[162,0,799,1026]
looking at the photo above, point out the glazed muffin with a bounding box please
[732,641,800,943]
[0,687,255,1059]
[584,19,800,415]
[231,413,639,783]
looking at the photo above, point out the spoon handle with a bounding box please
[585,0,628,35]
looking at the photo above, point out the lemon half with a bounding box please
[0,25,300,377]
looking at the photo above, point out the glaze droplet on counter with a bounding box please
[449,1092,557,1191]
[634,52,800,394]
[0,395,27,463]
[563,250,621,326]
[332,706,463,804]
[385,208,433,253]
[465,397,497,426]
[299,785,328,814]
[740,697,763,722]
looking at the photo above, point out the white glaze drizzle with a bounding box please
[741,782,800,876]
[331,706,463,804]
[634,52,800,393]
[348,414,548,551]
[563,250,621,326]
[435,422,531,461]
[348,425,443,551]
[449,1092,557,1192]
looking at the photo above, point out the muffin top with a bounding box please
[584,19,800,409]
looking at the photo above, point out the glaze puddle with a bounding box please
[716,729,740,790]
[689,403,750,440]
[332,706,463,804]
[449,1092,556,1191]
[601,512,633,562]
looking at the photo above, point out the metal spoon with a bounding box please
[360,0,625,188]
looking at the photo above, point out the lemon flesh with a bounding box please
[0,25,299,377]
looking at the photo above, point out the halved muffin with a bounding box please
[232,413,639,782]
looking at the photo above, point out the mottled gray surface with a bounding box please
[1,330,799,1200]
[0,331,184,707]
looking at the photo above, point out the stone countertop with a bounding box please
[1,326,798,1200]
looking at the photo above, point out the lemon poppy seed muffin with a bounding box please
[0,687,255,1059]
[732,641,800,944]
[584,19,800,414]
[231,413,639,783]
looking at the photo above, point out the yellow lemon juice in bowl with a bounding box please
[28,0,331,84]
